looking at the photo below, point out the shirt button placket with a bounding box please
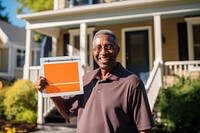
[96,81,102,96]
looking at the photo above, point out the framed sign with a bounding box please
[40,56,83,97]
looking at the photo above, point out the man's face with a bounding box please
[92,34,120,71]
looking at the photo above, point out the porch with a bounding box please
[29,60,200,124]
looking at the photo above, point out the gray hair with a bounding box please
[93,29,119,47]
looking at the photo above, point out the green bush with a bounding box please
[3,79,38,123]
[15,109,37,124]
[0,86,9,120]
[157,77,200,133]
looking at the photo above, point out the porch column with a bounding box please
[80,23,87,75]
[8,46,13,76]
[153,14,163,87]
[153,14,163,63]
[37,92,43,124]
[23,28,32,80]
[52,37,57,57]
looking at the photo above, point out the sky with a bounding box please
[1,0,29,28]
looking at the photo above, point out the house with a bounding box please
[0,20,40,81]
[17,0,200,124]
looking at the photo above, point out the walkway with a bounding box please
[31,123,77,133]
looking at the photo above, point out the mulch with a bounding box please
[0,121,38,133]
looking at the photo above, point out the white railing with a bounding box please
[163,60,200,86]
[29,66,54,124]
[145,61,163,111]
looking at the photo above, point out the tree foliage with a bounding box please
[0,0,9,22]
[16,0,53,13]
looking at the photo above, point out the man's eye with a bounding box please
[95,46,101,51]
[106,45,114,50]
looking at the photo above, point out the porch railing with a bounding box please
[163,60,200,86]
[145,60,163,111]
[29,66,54,124]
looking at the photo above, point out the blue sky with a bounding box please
[1,0,29,28]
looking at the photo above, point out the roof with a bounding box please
[0,20,26,45]
[0,20,40,48]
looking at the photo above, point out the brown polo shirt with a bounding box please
[66,62,154,133]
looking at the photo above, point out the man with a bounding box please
[35,29,154,133]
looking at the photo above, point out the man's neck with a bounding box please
[99,62,117,79]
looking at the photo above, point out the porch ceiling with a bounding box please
[17,0,200,36]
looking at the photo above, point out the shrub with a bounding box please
[0,87,9,120]
[15,109,37,124]
[157,77,200,133]
[3,79,38,123]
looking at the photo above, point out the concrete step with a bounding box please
[31,123,77,133]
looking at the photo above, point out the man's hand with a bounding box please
[35,76,48,92]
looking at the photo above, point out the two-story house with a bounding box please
[17,0,200,124]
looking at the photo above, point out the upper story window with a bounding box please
[16,49,25,68]
[74,0,90,6]
[57,0,101,9]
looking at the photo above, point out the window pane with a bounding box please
[193,24,200,44]
[193,24,200,60]
[16,49,25,68]
[130,34,146,65]
[74,0,89,6]
[17,49,21,53]
[74,36,80,50]
[194,46,200,60]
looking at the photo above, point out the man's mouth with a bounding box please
[99,57,109,63]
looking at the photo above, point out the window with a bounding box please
[68,28,95,70]
[32,49,41,66]
[185,17,200,60]
[193,24,200,60]
[16,49,25,68]
[73,0,93,6]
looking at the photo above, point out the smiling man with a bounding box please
[35,29,154,133]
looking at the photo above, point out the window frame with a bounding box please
[15,48,25,70]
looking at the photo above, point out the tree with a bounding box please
[16,0,53,13]
[0,0,9,22]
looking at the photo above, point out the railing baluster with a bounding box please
[174,65,177,76]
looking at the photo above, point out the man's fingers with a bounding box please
[35,76,48,92]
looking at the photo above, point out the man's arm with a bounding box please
[35,76,70,119]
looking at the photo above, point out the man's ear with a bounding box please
[92,48,95,55]
[117,46,120,54]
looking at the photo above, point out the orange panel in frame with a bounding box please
[43,62,81,94]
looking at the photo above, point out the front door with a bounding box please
[125,30,149,83]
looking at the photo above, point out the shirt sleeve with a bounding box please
[129,80,154,131]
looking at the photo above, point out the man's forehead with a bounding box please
[94,34,114,40]
[94,35,114,43]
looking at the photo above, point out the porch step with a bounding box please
[45,114,66,123]
[33,123,77,133]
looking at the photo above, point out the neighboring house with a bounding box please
[17,0,200,124]
[0,20,40,81]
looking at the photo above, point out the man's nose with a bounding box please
[99,47,107,54]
